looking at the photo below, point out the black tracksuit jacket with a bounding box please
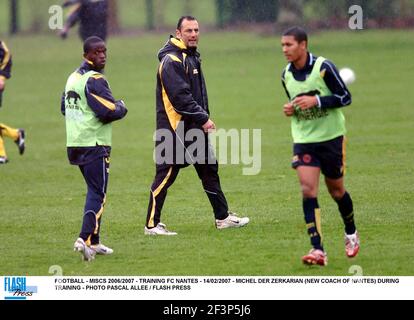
[156,36,209,132]
[155,37,211,165]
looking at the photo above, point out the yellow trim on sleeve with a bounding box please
[167,54,182,63]
[90,93,116,111]
[91,74,104,80]
[158,61,182,130]
[66,3,81,17]
[0,41,10,71]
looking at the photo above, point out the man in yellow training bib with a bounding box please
[281,27,360,266]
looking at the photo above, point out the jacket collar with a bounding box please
[170,37,187,50]
[170,36,199,57]
[79,59,104,73]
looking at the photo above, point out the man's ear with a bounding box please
[300,41,307,50]
[175,29,181,39]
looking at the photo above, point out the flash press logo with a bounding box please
[4,277,37,300]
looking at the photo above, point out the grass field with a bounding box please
[0,29,413,276]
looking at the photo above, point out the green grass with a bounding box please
[0,29,413,276]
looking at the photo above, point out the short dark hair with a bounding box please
[176,16,197,30]
[282,26,308,44]
[83,36,105,53]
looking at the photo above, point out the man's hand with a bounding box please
[283,102,294,117]
[202,119,216,133]
[292,95,318,110]
[116,99,126,108]
[59,26,69,39]
[0,77,5,92]
[115,100,128,116]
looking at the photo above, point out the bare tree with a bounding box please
[9,0,19,34]
[183,0,193,14]
[277,0,304,27]
[154,0,165,29]
[108,0,120,33]
[29,0,43,32]
[146,0,154,30]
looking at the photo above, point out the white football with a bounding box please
[339,67,356,85]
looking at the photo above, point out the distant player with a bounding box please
[280,26,360,266]
[60,0,108,41]
[0,39,25,164]
[62,36,127,261]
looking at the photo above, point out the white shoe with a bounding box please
[91,243,113,255]
[144,222,177,236]
[73,238,96,261]
[345,231,360,258]
[215,212,249,229]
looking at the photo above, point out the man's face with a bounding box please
[281,36,306,63]
[176,19,199,48]
[85,42,107,70]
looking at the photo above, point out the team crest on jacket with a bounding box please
[193,69,199,75]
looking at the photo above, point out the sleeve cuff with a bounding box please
[196,114,209,126]
[316,95,322,108]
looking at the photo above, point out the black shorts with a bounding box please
[291,136,346,179]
